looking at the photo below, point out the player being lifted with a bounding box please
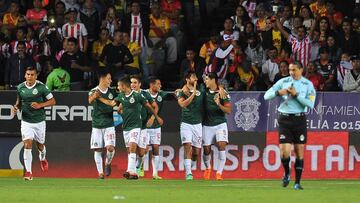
[115,76,163,179]
[88,70,117,179]
[146,76,168,179]
[202,73,232,180]
[129,75,159,178]
[12,66,56,180]
[176,71,204,180]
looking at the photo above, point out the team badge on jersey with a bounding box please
[234,97,261,131]
[108,93,113,100]
[195,90,201,96]
[32,88,38,95]
[157,96,162,102]
[129,97,135,104]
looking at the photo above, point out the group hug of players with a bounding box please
[12,62,313,190]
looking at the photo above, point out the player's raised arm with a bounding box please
[88,89,101,104]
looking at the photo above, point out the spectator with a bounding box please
[337,52,352,90]
[148,3,177,65]
[242,0,258,18]
[59,37,91,90]
[231,5,251,32]
[275,47,292,65]
[99,30,133,82]
[234,59,259,91]
[39,14,63,57]
[252,3,268,32]
[2,1,20,36]
[62,8,88,52]
[310,30,320,62]
[101,6,121,38]
[122,32,142,75]
[26,0,47,30]
[353,17,360,34]
[262,16,290,52]
[244,32,266,70]
[276,17,315,68]
[327,34,341,65]
[300,5,315,31]
[79,0,100,50]
[54,1,66,27]
[290,15,304,38]
[180,47,205,85]
[310,0,328,18]
[338,18,360,56]
[280,4,293,30]
[326,2,343,28]
[316,16,334,47]
[10,27,32,55]
[315,47,337,91]
[4,41,35,89]
[199,30,218,65]
[220,18,240,42]
[343,55,360,92]
[60,0,80,11]
[262,46,279,88]
[305,61,324,91]
[122,1,150,80]
[92,28,111,62]
[45,57,70,91]
[273,60,289,83]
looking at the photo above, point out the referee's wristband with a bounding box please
[275,90,279,96]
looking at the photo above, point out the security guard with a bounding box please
[264,61,316,190]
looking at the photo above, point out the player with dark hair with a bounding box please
[12,67,56,180]
[88,70,117,179]
[264,61,316,190]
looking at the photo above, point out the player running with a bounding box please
[176,71,204,180]
[115,76,163,179]
[12,67,56,180]
[88,70,117,179]
[202,73,232,180]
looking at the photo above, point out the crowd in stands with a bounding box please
[0,0,359,92]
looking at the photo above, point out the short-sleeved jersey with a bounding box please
[17,81,53,123]
[89,87,117,129]
[176,85,205,125]
[139,89,154,129]
[46,68,71,91]
[147,90,168,129]
[203,89,231,126]
[115,91,148,131]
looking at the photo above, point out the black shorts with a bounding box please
[278,114,307,144]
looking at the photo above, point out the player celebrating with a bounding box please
[12,67,56,180]
[264,61,316,190]
[88,70,117,179]
[146,76,168,179]
[116,76,163,179]
[202,73,232,180]
[129,75,159,178]
[176,71,204,180]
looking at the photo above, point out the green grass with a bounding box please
[0,178,359,203]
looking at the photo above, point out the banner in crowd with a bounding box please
[1,91,360,179]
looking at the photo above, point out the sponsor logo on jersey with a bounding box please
[234,97,261,131]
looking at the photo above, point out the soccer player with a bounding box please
[88,70,117,179]
[264,61,316,190]
[116,76,163,179]
[176,71,204,180]
[146,76,168,179]
[129,75,159,177]
[202,73,232,180]
[12,67,56,180]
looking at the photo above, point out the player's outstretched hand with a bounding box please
[11,105,18,115]
[31,102,42,109]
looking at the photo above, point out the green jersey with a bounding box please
[115,90,148,131]
[46,68,71,91]
[147,90,168,129]
[140,89,154,129]
[89,87,117,129]
[17,81,53,123]
[176,85,205,125]
[203,89,231,126]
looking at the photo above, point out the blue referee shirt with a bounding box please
[264,76,316,114]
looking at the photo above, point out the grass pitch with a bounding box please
[0,178,359,203]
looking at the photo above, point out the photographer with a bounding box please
[39,14,63,57]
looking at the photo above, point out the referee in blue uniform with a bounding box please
[264,61,316,190]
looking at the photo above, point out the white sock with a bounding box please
[184,159,192,175]
[94,151,103,174]
[217,151,226,174]
[128,153,137,173]
[105,150,115,165]
[152,155,159,176]
[24,149,32,173]
[136,156,144,169]
[38,146,46,161]
[203,154,211,169]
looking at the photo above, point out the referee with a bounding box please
[264,61,316,190]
